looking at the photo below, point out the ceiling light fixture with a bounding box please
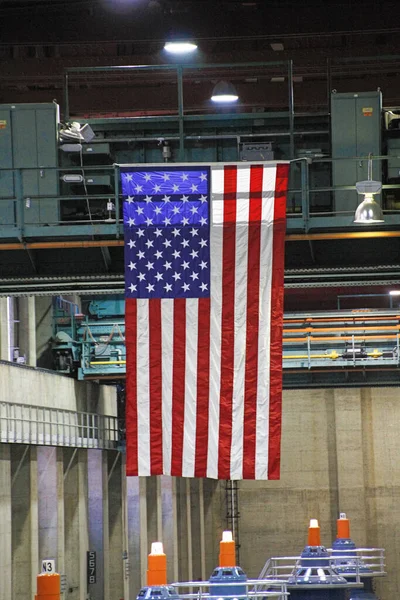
[271,76,285,83]
[354,155,384,224]
[164,41,198,55]
[211,80,239,103]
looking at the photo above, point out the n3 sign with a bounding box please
[42,560,56,574]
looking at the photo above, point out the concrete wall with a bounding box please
[2,386,400,600]
[238,387,399,600]
[0,361,117,415]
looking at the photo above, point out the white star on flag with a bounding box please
[129,283,137,292]
[128,239,136,249]
[200,173,207,181]
[126,196,134,204]
[138,272,146,281]
[164,283,172,292]
[128,261,136,270]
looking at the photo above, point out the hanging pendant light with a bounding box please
[354,155,384,224]
[211,80,239,103]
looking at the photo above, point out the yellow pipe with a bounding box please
[283,351,383,360]
[90,360,126,365]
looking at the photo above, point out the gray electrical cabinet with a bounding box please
[0,103,59,227]
[331,91,382,213]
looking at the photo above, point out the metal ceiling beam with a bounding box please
[2,229,400,252]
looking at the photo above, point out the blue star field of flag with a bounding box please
[122,167,211,299]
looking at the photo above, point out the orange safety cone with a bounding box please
[36,573,60,600]
[147,542,167,586]
[219,531,236,567]
[337,513,350,539]
[308,519,321,546]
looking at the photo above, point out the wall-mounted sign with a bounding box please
[87,551,96,585]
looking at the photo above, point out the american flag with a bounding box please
[123,162,289,480]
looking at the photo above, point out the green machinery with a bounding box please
[52,296,400,386]
[0,61,399,239]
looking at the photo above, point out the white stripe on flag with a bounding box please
[182,299,199,478]
[207,166,225,479]
[136,299,151,476]
[161,299,174,476]
[229,166,250,479]
[255,165,277,479]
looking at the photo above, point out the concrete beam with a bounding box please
[0,445,12,600]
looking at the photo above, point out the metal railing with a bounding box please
[172,579,289,600]
[0,401,120,449]
[2,155,400,241]
[258,548,386,584]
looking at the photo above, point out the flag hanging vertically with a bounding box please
[122,162,289,480]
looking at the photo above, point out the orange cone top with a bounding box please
[147,542,167,586]
[219,531,236,567]
[308,519,321,546]
[337,513,350,539]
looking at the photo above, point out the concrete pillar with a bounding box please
[108,452,124,599]
[56,448,65,590]
[186,479,193,582]
[121,456,130,600]
[0,296,10,360]
[0,444,12,600]
[333,388,368,545]
[64,448,80,600]
[78,451,89,600]
[103,452,110,600]
[11,445,33,600]
[31,447,39,592]
[38,447,58,563]
[18,296,36,366]
[139,477,148,585]
[161,476,179,583]
[127,476,141,596]
[88,449,104,600]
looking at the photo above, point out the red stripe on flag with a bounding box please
[242,165,264,479]
[125,298,138,476]
[218,165,237,480]
[195,297,211,478]
[171,298,186,477]
[149,299,163,475]
[268,163,289,479]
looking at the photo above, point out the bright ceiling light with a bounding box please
[389,291,400,296]
[354,156,384,224]
[164,41,198,54]
[211,80,239,103]
[354,180,384,224]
